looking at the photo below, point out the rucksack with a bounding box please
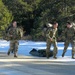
[16,27,23,40]
[72,22,75,29]
[3,24,12,40]
[42,23,53,37]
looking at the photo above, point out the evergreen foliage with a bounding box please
[1,0,75,40]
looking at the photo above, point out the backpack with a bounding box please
[3,24,12,40]
[16,27,23,40]
[29,48,53,57]
[42,23,53,37]
[72,22,75,29]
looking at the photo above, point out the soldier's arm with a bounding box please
[52,28,57,39]
[7,28,13,37]
[46,29,51,39]
[19,28,23,38]
[17,28,23,39]
[72,27,75,39]
[59,29,66,40]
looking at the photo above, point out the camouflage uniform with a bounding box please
[7,27,22,57]
[61,27,75,58]
[46,27,58,59]
[9,40,19,56]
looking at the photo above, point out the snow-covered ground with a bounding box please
[0,40,75,63]
[0,40,72,56]
[0,40,75,75]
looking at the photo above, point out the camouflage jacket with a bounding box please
[60,27,75,40]
[46,27,58,40]
[7,27,23,40]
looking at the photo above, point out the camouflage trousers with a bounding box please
[63,40,75,56]
[8,40,19,55]
[46,38,58,57]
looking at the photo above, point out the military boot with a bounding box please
[14,53,18,58]
[72,57,75,59]
[14,54,17,58]
[46,54,49,59]
[62,52,65,57]
[72,54,75,59]
[7,51,10,56]
[53,56,57,59]
[11,50,14,53]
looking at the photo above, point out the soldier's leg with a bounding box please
[62,41,69,57]
[14,40,19,57]
[53,40,58,59]
[7,41,14,55]
[71,41,75,59]
[46,39,51,59]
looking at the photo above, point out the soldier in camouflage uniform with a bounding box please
[61,22,75,59]
[46,22,58,59]
[7,21,22,57]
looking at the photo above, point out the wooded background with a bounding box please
[0,0,75,40]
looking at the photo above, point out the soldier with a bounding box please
[7,21,22,57]
[46,22,58,59]
[3,23,13,40]
[61,22,75,59]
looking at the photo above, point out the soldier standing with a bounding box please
[7,21,22,57]
[61,22,75,59]
[46,22,58,59]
